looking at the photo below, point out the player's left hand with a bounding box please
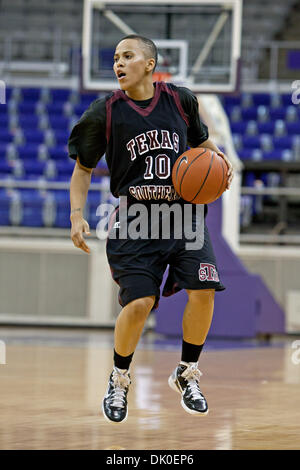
[217,151,233,189]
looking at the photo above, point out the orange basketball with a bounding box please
[172,148,228,204]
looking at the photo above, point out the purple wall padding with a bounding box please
[155,197,285,338]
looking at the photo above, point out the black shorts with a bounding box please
[106,200,225,309]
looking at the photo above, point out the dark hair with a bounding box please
[117,34,158,72]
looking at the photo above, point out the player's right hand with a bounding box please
[70,216,91,254]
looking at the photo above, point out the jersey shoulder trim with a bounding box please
[160,81,189,127]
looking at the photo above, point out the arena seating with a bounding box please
[0,87,112,229]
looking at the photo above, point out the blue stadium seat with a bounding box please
[273,136,293,149]
[20,88,41,102]
[49,89,71,102]
[18,115,40,129]
[0,115,9,128]
[23,160,46,176]
[238,149,254,160]
[17,144,40,159]
[263,150,290,160]
[252,93,271,106]
[18,102,37,114]
[242,136,260,149]
[230,121,247,134]
[281,94,293,107]
[222,96,241,107]
[257,122,275,134]
[46,103,66,115]
[286,122,300,135]
[23,130,45,144]
[0,189,12,226]
[53,130,69,145]
[48,146,68,160]
[0,160,13,174]
[0,130,14,143]
[0,104,8,114]
[55,160,74,176]
[74,104,88,116]
[269,107,286,120]
[48,116,70,130]
[19,190,44,227]
[50,190,70,228]
[241,107,257,120]
[80,93,99,104]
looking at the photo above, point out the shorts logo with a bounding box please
[198,263,219,282]
[113,221,120,229]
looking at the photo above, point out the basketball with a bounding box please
[172,148,228,204]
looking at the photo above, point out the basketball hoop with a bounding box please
[152,72,172,83]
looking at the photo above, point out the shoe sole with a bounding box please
[101,399,128,424]
[168,374,209,416]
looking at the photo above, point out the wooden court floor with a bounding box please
[0,328,300,450]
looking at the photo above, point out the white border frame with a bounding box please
[82,0,242,93]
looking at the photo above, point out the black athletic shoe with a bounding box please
[168,362,209,415]
[102,367,131,423]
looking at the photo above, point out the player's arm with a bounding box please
[70,158,93,254]
[68,97,107,253]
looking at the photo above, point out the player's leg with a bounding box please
[168,289,215,416]
[166,220,223,416]
[102,294,156,424]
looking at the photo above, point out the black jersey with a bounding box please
[68,81,208,202]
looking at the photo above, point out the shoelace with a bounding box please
[110,369,130,408]
[181,363,204,401]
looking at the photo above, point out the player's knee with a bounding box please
[125,296,155,324]
[186,289,215,305]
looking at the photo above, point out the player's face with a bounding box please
[113,39,152,91]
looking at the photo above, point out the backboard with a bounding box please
[82,0,243,93]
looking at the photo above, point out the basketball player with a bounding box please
[68,35,233,423]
